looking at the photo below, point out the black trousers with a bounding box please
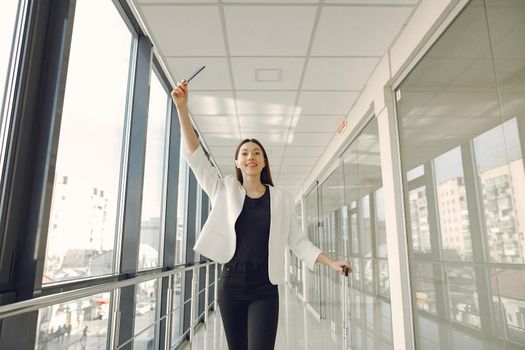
[217,262,279,350]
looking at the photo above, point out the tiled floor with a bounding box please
[180,284,342,350]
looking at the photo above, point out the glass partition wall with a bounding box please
[396,0,525,348]
[304,118,394,349]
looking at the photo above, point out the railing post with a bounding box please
[189,265,197,341]
[165,274,174,349]
[214,263,219,311]
[109,289,121,350]
[204,264,210,329]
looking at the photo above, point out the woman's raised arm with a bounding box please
[171,80,199,155]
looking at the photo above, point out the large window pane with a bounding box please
[408,186,431,254]
[175,153,188,265]
[171,271,184,345]
[446,265,480,328]
[434,147,473,262]
[304,187,321,315]
[43,0,133,283]
[414,263,437,314]
[339,118,393,348]
[396,0,525,347]
[473,120,525,265]
[35,292,111,349]
[138,71,169,270]
[0,0,20,119]
[134,279,159,349]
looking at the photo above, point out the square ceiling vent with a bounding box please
[255,69,282,82]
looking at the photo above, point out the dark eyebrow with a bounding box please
[240,148,261,152]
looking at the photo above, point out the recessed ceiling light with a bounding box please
[255,69,282,82]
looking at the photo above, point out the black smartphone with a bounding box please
[185,65,206,83]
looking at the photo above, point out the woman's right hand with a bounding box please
[170,80,188,109]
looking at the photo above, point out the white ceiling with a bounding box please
[130,0,420,195]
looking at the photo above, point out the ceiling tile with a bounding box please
[278,173,308,181]
[239,116,293,133]
[139,6,225,56]
[240,132,289,147]
[224,0,317,2]
[279,165,312,173]
[188,92,236,115]
[291,115,344,133]
[312,7,413,55]
[279,178,302,186]
[236,91,297,115]
[284,146,325,158]
[166,58,231,90]
[282,157,319,166]
[208,146,236,158]
[192,115,238,133]
[325,0,417,3]
[202,132,241,147]
[288,132,333,146]
[296,91,359,115]
[302,57,380,90]
[137,0,218,3]
[231,58,305,90]
[224,6,317,56]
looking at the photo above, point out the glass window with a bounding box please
[175,153,188,265]
[0,0,20,119]
[1,0,23,196]
[171,271,184,345]
[35,292,111,349]
[434,147,473,262]
[361,195,372,258]
[396,0,525,347]
[138,70,169,270]
[134,279,159,349]
[339,118,393,347]
[42,0,133,283]
[408,186,431,254]
[349,208,360,255]
[446,266,480,328]
[473,120,525,265]
[414,263,436,314]
[378,259,390,297]
[375,188,387,258]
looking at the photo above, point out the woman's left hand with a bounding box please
[331,260,352,275]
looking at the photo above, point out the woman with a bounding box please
[171,80,351,350]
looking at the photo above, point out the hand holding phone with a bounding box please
[184,65,206,84]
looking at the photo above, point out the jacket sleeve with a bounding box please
[182,143,223,200]
[287,196,322,271]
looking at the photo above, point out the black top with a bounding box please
[230,185,271,264]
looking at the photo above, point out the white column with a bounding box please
[377,103,415,350]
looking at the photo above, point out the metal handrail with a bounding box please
[0,261,217,320]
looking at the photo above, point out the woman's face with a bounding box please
[235,142,266,177]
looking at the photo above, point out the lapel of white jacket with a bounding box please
[268,186,278,268]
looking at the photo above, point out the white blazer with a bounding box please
[183,145,322,285]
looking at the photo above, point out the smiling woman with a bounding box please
[234,139,274,189]
[170,80,351,350]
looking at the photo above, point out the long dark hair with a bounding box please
[234,139,274,186]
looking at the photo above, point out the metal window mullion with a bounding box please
[425,161,449,332]
[369,192,379,298]
[117,34,153,350]
[182,171,198,336]
[158,81,181,350]
[0,0,77,348]
[461,142,496,337]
